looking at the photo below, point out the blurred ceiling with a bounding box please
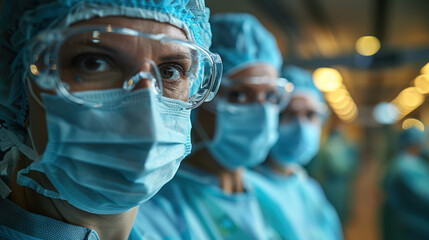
[0,0,427,126]
[207,0,429,126]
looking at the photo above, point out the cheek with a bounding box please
[179,80,189,102]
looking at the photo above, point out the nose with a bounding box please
[255,91,267,104]
[123,62,158,91]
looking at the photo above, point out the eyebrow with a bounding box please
[65,40,194,64]
[158,53,192,62]
[65,41,120,55]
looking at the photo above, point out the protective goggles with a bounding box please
[25,26,222,109]
[221,77,293,109]
[279,97,327,123]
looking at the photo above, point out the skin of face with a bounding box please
[223,64,279,104]
[187,64,279,193]
[269,94,323,176]
[13,17,191,239]
[280,94,322,125]
[194,64,279,140]
[28,16,190,155]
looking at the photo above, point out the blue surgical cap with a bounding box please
[0,0,212,135]
[399,127,427,149]
[282,65,325,104]
[210,13,282,78]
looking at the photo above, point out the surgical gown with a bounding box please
[245,166,343,240]
[134,164,269,240]
[382,152,429,240]
[0,175,153,240]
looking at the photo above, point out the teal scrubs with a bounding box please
[134,164,269,240]
[382,152,429,240]
[245,166,343,240]
[0,176,144,240]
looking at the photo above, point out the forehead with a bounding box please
[226,64,278,90]
[71,16,188,41]
[229,64,278,79]
[285,95,319,112]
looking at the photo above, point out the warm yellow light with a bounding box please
[414,75,429,94]
[391,100,413,114]
[331,96,352,110]
[339,107,358,122]
[421,62,429,75]
[355,36,381,56]
[402,118,425,131]
[325,88,349,104]
[313,68,343,92]
[341,110,358,122]
[334,101,356,115]
[399,87,424,108]
[30,64,39,75]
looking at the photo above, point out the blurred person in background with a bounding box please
[246,65,343,240]
[381,126,429,240]
[308,115,359,223]
[135,13,290,239]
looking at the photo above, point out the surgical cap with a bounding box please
[210,13,282,78]
[399,127,426,149]
[0,0,212,135]
[282,65,325,104]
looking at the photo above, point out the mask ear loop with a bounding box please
[0,126,40,199]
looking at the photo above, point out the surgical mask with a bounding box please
[15,88,192,214]
[270,119,321,166]
[196,99,279,170]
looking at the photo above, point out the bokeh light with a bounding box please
[373,102,399,124]
[420,62,429,75]
[402,118,425,131]
[414,75,429,94]
[313,68,343,92]
[355,36,381,56]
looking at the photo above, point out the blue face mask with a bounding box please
[199,99,279,170]
[16,89,192,214]
[270,119,321,166]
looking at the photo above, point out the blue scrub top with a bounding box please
[134,164,269,240]
[0,176,144,240]
[382,152,429,240]
[245,166,343,240]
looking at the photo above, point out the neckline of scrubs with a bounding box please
[177,164,256,200]
[257,164,307,181]
[0,177,99,240]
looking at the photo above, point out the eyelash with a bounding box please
[159,62,188,77]
[71,53,115,71]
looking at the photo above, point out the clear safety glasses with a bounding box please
[221,77,293,109]
[25,26,222,109]
[279,97,327,123]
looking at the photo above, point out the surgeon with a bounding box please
[381,126,429,240]
[246,65,343,240]
[135,13,289,239]
[0,1,221,239]
[308,115,358,223]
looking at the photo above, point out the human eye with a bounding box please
[265,90,278,104]
[72,53,114,74]
[307,110,322,122]
[228,90,247,103]
[158,63,186,82]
